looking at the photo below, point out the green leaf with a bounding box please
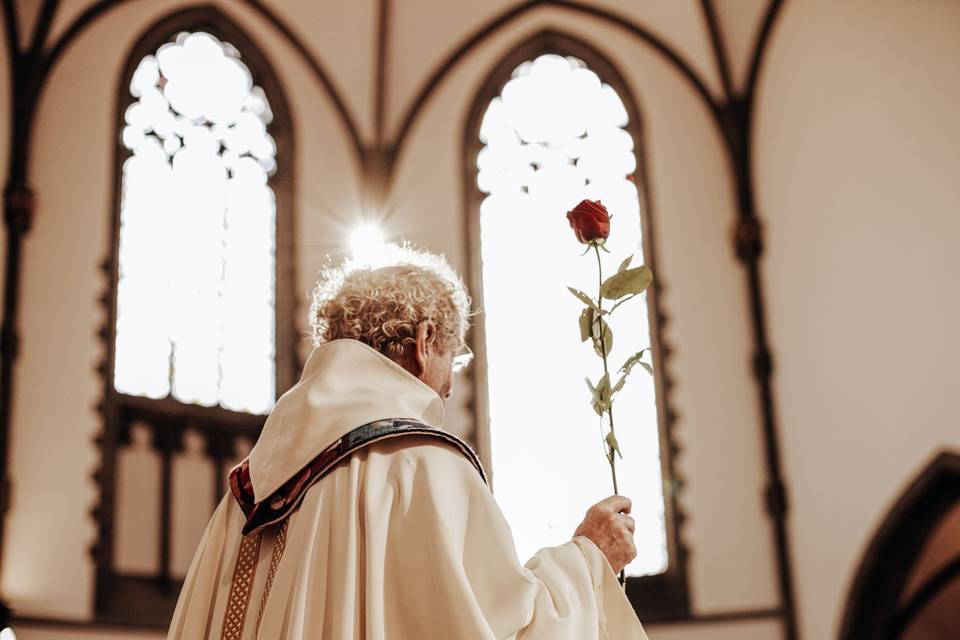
[599,243,611,253]
[611,355,651,397]
[593,332,613,357]
[597,374,611,407]
[568,287,598,309]
[592,316,613,357]
[600,265,653,301]
[619,349,651,377]
[617,255,633,274]
[612,375,627,394]
[588,374,612,416]
[586,377,600,416]
[597,373,610,397]
[578,308,593,342]
[585,377,600,416]
[605,432,623,459]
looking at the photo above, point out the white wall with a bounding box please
[756,0,960,638]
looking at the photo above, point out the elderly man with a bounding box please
[169,249,648,639]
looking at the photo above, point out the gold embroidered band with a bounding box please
[220,530,263,640]
[255,518,290,637]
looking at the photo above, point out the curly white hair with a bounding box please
[310,245,472,362]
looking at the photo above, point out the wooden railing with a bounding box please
[93,393,265,627]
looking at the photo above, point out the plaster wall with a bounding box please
[755,0,960,637]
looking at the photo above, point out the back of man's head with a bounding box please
[310,248,471,365]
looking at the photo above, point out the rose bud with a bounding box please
[566,199,611,244]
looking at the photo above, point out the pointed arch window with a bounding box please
[96,9,294,625]
[115,31,278,414]
[465,34,688,618]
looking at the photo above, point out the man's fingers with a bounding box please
[577,496,638,573]
[596,494,632,514]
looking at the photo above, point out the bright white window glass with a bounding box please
[114,32,277,415]
[477,54,667,576]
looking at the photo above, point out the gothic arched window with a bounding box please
[97,9,294,625]
[464,33,687,618]
[115,31,278,414]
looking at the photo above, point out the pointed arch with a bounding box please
[461,28,689,620]
[41,1,364,165]
[839,451,960,640]
[93,6,297,624]
[394,0,728,164]
[107,4,298,399]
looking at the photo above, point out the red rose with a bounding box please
[566,199,611,244]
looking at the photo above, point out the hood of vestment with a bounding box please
[247,338,445,503]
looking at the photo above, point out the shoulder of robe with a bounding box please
[375,438,489,524]
[370,436,486,489]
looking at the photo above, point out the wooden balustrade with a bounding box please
[95,393,265,626]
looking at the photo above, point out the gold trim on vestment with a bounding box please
[220,530,263,640]
[255,519,290,637]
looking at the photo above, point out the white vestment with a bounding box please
[168,339,649,639]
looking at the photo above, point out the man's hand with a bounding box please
[573,495,637,574]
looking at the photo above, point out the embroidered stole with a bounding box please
[217,419,485,639]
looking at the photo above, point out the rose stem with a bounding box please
[595,243,627,588]
[594,243,619,495]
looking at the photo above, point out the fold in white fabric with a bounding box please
[248,339,445,502]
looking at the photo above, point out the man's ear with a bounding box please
[414,320,436,376]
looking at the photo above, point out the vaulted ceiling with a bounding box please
[3,0,778,150]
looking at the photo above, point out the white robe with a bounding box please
[168,339,649,639]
